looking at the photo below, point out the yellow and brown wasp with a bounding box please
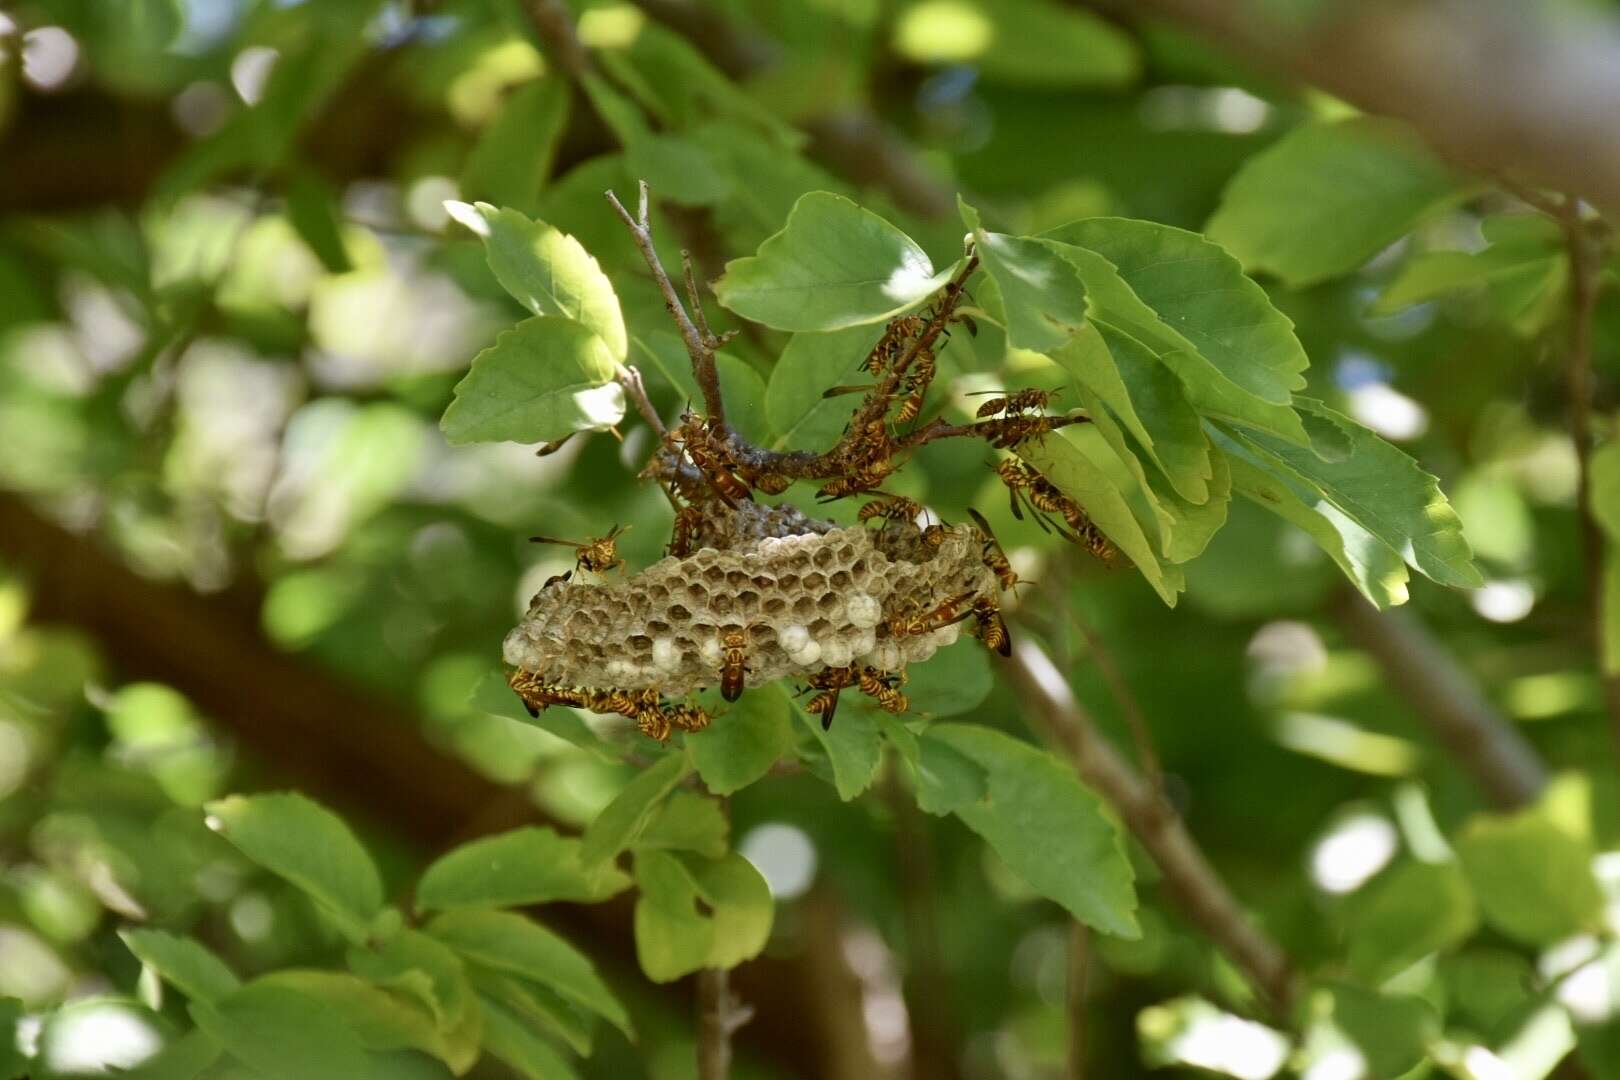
[719,626,754,702]
[971,386,1062,419]
[670,415,753,507]
[668,703,712,733]
[817,460,897,502]
[668,505,705,558]
[508,670,584,718]
[966,508,1025,594]
[888,591,977,639]
[857,667,908,714]
[803,664,861,729]
[971,594,1012,657]
[858,495,924,526]
[996,460,1079,542]
[529,523,629,575]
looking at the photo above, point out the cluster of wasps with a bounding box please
[508,284,1112,740]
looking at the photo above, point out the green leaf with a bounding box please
[118,928,240,1005]
[1046,220,1308,409]
[427,909,631,1039]
[445,202,627,360]
[479,992,581,1080]
[1313,982,1440,1080]
[1371,243,1566,325]
[1218,433,1411,608]
[580,753,691,869]
[881,717,989,816]
[625,132,734,208]
[1206,117,1461,287]
[1591,441,1620,673]
[794,700,883,801]
[764,324,889,451]
[285,169,352,274]
[930,724,1139,936]
[900,636,994,717]
[1042,236,1309,447]
[203,792,383,942]
[189,981,369,1080]
[714,192,958,331]
[256,970,465,1071]
[1018,427,1179,605]
[633,851,774,982]
[460,78,571,215]
[686,685,795,795]
[1050,321,1213,505]
[635,791,730,858]
[346,928,476,1034]
[439,316,625,447]
[1456,774,1604,946]
[471,970,593,1056]
[1226,399,1482,589]
[1344,859,1477,983]
[971,228,1088,353]
[416,826,631,912]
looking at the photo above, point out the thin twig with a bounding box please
[697,965,753,1079]
[606,183,727,426]
[1066,922,1090,1080]
[616,366,667,437]
[1333,591,1547,809]
[1004,636,1300,1016]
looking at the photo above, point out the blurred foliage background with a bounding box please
[0,0,1617,1078]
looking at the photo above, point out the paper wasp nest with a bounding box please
[503,504,998,698]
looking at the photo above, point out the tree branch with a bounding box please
[1332,592,1548,809]
[1115,0,1620,218]
[698,966,751,1080]
[1003,637,1300,1016]
[1066,921,1090,1080]
[521,0,592,79]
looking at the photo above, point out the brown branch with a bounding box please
[1114,0,1620,218]
[698,966,751,1080]
[1067,922,1090,1080]
[1003,636,1300,1016]
[1332,592,1548,809]
[607,183,728,426]
[616,365,667,436]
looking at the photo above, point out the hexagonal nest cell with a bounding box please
[503,501,998,699]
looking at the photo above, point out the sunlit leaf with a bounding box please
[1206,117,1462,287]
[794,698,883,801]
[635,791,730,858]
[256,970,464,1071]
[764,324,887,451]
[445,202,627,360]
[715,192,958,330]
[1225,399,1482,589]
[203,792,383,942]
[1344,859,1477,983]
[1018,427,1179,605]
[969,225,1088,353]
[440,316,625,447]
